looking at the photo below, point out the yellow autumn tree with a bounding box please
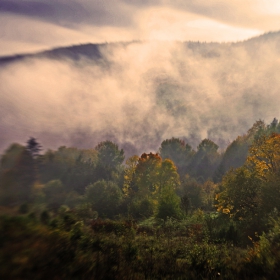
[124,153,180,198]
[123,153,181,219]
[216,133,280,225]
[157,159,180,193]
[246,133,280,213]
[246,133,280,181]
[123,155,139,196]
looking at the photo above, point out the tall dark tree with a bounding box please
[39,146,98,194]
[0,144,35,205]
[95,141,125,168]
[190,139,221,182]
[94,141,125,181]
[159,137,194,177]
[213,136,249,182]
[26,137,42,158]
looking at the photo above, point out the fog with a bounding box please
[0,32,280,156]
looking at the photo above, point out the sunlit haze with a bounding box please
[0,0,280,55]
[0,0,280,156]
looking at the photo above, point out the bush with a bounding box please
[129,197,155,219]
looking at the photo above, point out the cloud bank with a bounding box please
[1,0,280,56]
[1,33,280,156]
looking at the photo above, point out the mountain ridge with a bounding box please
[1,31,279,65]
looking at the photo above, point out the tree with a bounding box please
[134,153,162,196]
[246,120,266,141]
[95,141,124,169]
[158,159,180,193]
[0,143,35,205]
[39,146,98,194]
[133,152,180,198]
[123,155,139,196]
[214,136,249,183]
[85,180,123,218]
[214,120,277,183]
[190,139,220,181]
[197,139,219,153]
[122,153,182,218]
[94,141,125,182]
[215,166,263,241]
[156,185,183,220]
[216,167,262,221]
[246,133,280,213]
[26,137,42,158]
[215,132,280,241]
[159,138,194,176]
[246,133,280,181]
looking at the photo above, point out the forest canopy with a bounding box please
[2,118,280,279]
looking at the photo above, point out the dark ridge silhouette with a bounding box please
[0,31,279,66]
[38,43,103,61]
[0,43,104,65]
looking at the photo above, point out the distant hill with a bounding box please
[1,31,279,65]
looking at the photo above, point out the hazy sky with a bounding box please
[0,1,280,157]
[1,0,280,56]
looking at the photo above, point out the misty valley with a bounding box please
[1,31,280,279]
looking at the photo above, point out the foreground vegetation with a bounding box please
[1,118,280,279]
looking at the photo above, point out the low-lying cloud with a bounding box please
[0,33,280,157]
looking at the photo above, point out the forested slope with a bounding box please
[1,119,280,278]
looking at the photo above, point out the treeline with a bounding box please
[1,118,280,279]
[1,118,280,215]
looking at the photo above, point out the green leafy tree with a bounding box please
[215,166,263,241]
[134,153,180,198]
[85,180,123,218]
[122,153,181,218]
[216,167,262,221]
[156,185,183,220]
[134,153,162,196]
[158,159,180,193]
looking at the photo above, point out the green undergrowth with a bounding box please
[1,207,280,279]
